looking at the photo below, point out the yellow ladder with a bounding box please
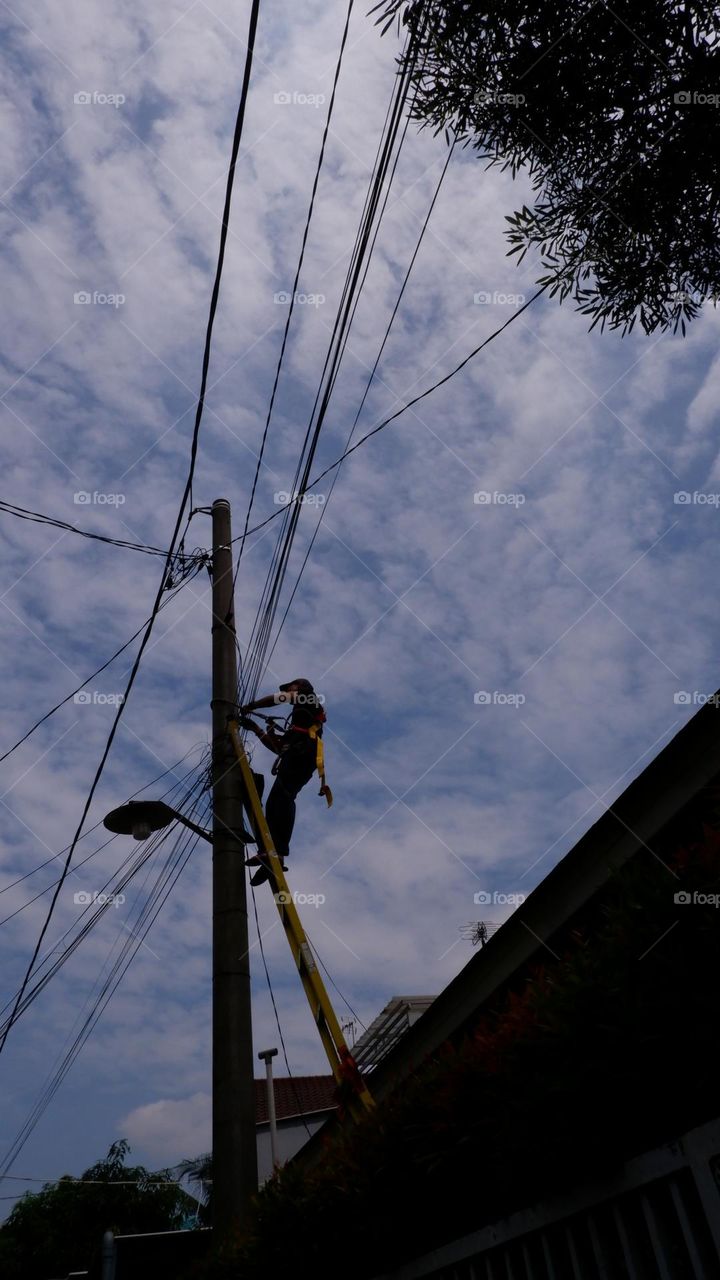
[228,721,375,1121]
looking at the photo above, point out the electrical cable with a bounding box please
[235,285,547,549]
[0,742,208,897]
[238,13,433,703]
[305,932,367,1032]
[233,0,357,602]
[1,797,206,1173]
[0,749,209,926]
[265,139,455,667]
[31,781,208,1076]
[0,570,205,768]
[0,776,208,1170]
[1,831,202,1175]
[237,29,422,704]
[0,1175,191,1185]
[0,776,209,1027]
[0,0,261,1058]
[57,786,210,1054]
[249,885,313,1138]
[0,773,209,1028]
[0,500,176,558]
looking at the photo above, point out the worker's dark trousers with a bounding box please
[265,742,316,858]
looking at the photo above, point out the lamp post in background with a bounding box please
[258,1048,279,1171]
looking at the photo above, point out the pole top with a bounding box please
[258,1048,278,1062]
[212,498,231,508]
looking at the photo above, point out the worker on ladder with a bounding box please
[239,678,332,885]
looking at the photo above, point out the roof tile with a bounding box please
[254,1075,337,1124]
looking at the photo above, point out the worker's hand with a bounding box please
[239,715,260,734]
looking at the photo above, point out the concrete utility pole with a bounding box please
[211,498,257,1239]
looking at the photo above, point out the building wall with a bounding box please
[257,1113,331,1184]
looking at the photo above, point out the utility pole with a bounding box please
[211,498,257,1240]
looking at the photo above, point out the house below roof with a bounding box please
[254,1074,337,1184]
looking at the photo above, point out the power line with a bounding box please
[238,18,425,702]
[1,792,207,1174]
[235,284,547,549]
[0,0,261,1059]
[233,0,357,606]
[0,748,209,925]
[265,139,455,667]
[239,8,435,696]
[0,741,207,896]
[0,1175,193,1185]
[305,932,367,1032]
[23,780,206,1025]
[0,569,205,768]
[237,0,418,702]
[0,500,179,558]
[0,774,209,1030]
[249,885,312,1139]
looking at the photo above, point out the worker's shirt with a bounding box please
[272,690,325,737]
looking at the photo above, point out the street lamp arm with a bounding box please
[172,811,213,843]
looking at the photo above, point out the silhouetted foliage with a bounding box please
[378,1,720,334]
[0,1139,192,1280]
[176,1152,213,1226]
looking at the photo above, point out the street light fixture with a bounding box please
[103,799,255,846]
[104,799,213,843]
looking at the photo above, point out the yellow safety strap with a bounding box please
[308,725,333,807]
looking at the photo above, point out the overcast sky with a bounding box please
[2,0,720,1208]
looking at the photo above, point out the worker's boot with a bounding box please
[247,851,287,885]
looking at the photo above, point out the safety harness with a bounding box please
[288,707,333,807]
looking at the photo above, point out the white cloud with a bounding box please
[120,1091,210,1166]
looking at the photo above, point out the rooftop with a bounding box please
[254,1074,337,1125]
